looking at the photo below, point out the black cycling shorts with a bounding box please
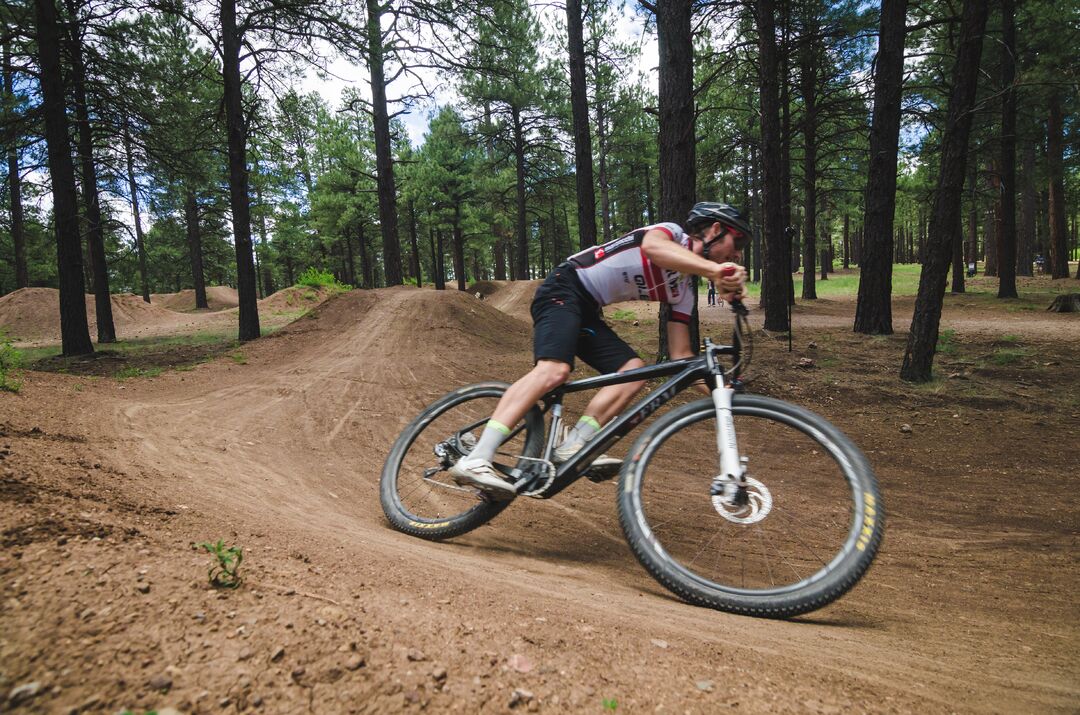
[530,264,639,374]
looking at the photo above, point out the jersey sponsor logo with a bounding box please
[594,247,605,260]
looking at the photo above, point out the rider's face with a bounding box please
[704,223,742,264]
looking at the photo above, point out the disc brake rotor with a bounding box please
[711,476,773,524]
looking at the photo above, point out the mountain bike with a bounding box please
[380,301,884,618]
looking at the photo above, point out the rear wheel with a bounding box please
[617,395,883,617]
[380,382,544,540]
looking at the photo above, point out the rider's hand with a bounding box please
[713,263,747,301]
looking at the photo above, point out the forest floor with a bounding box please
[1,271,1078,714]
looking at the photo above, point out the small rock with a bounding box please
[406,648,426,662]
[137,583,151,594]
[148,673,173,691]
[650,639,669,649]
[270,646,285,663]
[509,688,534,708]
[219,696,232,707]
[345,655,365,671]
[432,666,447,682]
[796,357,815,369]
[404,690,421,704]
[807,341,818,349]
[291,667,306,680]
[900,424,912,434]
[508,653,534,673]
[696,680,714,692]
[238,649,253,662]
[252,695,264,707]
[8,682,43,705]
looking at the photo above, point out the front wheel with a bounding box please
[617,395,883,618]
[380,382,545,541]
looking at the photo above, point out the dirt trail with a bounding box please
[2,284,1076,713]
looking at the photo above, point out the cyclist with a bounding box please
[451,202,751,496]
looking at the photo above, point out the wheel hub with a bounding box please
[711,476,772,524]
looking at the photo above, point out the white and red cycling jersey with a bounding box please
[566,222,695,324]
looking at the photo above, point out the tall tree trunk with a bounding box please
[644,163,655,224]
[34,0,92,355]
[66,1,115,343]
[597,101,612,244]
[654,0,697,359]
[365,0,402,285]
[428,227,445,290]
[435,228,446,289]
[1047,92,1068,278]
[901,0,989,382]
[779,1,794,305]
[1017,138,1036,276]
[220,0,260,340]
[407,200,422,287]
[184,191,208,309]
[512,107,528,280]
[842,213,850,270]
[3,39,27,289]
[800,26,818,300]
[252,161,274,298]
[854,0,907,335]
[997,0,1018,298]
[566,0,597,250]
[951,181,965,292]
[122,121,151,302]
[757,0,788,332]
[452,205,467,291]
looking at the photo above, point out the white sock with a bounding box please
[469,420,510,463]
[558,415,601,450]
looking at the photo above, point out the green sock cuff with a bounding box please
[578,415,601,431]
[486,419,511,435]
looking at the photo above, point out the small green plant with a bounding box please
[197,539,244,589]
[610,309,635,321]
[1000,334,1020,343]
[297,267,351,290]
[990,348,1028,366]
[602,698,618,711]
[0,331,24,393]
[229,351,247,365]
[936,328,958,355]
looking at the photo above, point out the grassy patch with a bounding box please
[936,329,958,355]
[989,348,1029,366]
[228,351,248,365]
[0,330,24,393]
[115,366,164,381]
[609,308,636,321]
[296,267,351,291]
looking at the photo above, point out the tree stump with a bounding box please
[1046,294,1080,312]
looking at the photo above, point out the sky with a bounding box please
[298,4,660,147]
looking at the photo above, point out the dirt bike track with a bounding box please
[2,282,1078,713]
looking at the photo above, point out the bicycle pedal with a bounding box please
[585,463,620,483]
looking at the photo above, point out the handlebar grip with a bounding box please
[720,265,737,277]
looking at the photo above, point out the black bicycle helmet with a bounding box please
[686,202,752,257]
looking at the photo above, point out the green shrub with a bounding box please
[0,331,24,393]
[297,267,350,290]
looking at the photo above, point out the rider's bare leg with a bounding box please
[489,359,571,432]
[579,357,647,426]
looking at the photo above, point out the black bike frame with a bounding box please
[511,343,737,499]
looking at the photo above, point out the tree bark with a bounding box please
[66,1,115,342]
[452,204,467,291]
[842,213,849,270]
[184,191,208,309]
[800,25,818,300]
[1047,92,1068,278]
[122,121,150,302]
[407,200,422,287]
[512,107,528,279]
[221,0,260,340]
[901,0,989,382]
[34,0,92,355]
[854,0,907,335]
[566,0,597,250]
[997,0,1018,298]
[3,39,27,289]
[654,0,697,358]
[365,0,402,285]
[1017,138,1036,276]
[757,0,788,332]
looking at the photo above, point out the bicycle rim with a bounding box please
[620,396,881,615]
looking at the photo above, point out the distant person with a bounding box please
[448,203,750,496]
[707,280,717,306]
[1035,254,1046,274]
[967,262,977,278]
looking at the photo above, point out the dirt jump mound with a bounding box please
[257,285,336,313]
[468,279,541,321]
[0,288,202,343]
[150,286,239,312]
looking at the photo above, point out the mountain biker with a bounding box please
[451,202,751,496]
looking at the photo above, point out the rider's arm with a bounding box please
[667,321,712,396]
[642,230,745,298]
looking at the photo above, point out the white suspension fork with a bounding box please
[711,382,745,483]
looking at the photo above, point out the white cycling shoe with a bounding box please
[449,457,517,497]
